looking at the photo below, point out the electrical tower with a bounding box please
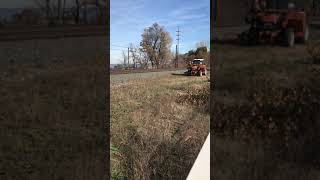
[176,26,181,68]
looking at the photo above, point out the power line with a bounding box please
[111,45,128,49]
[110,44,128,48]
[110,48,126,51]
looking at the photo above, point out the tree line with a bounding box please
[0,0,107,27]
[35,0,106,25]
[118,23,210,70]
[183,41,210,67]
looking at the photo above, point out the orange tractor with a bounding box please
[185,59,207,76]
[239,4,309,47]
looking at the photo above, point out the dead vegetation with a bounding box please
[111,75,209,180]
[0,59,106,180]
[307,40,320,64]
[212,42,320,179]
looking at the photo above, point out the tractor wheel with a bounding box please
[285,28,295,47]
[296,25,309,43]
[303,25,309,43]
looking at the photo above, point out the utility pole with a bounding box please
[127,47,130,68]
[175,45,178,68]
[176,26,181,68]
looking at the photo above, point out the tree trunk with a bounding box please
[75,0,80,24]
[62,0,66,24]
[83,4,88,24]
[46,0,50,25]
[95,0,101,23]
[57,0,62,24]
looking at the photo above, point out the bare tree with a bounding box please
[34,0,66,25]
[121,50,128,68]
[62,0,66,24]
[140,23,173,69]
[57,0,62,23]
[185,41,210,66]
[74,0,80,24]
[196,41,208,48]
[95,0,103,23]
[185,50,196,66]
[137,48,149,69]
[128,43,150,69]
[129,43,138,69]
[34,0,52,24]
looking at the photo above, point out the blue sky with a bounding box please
[110,0,210,64]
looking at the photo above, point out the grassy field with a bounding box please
[212,40,320,179]
[110,70,185,84]
[0,60,107,180]
[111,72,210,180]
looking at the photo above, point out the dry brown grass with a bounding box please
[212,43,320,179]
[307,40,320,64]
[0,59,107,180]
[111,75,209,180]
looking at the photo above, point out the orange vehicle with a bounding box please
[185,59,207,76]
[239,3,309,47]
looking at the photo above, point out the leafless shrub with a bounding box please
[213,73,320,167]
[307,40,320,64]
[176,84,210,107]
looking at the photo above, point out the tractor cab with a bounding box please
[239,1,309,47]
[192,59,204,65]
[185,59,207,76]
[189,59,205,70]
